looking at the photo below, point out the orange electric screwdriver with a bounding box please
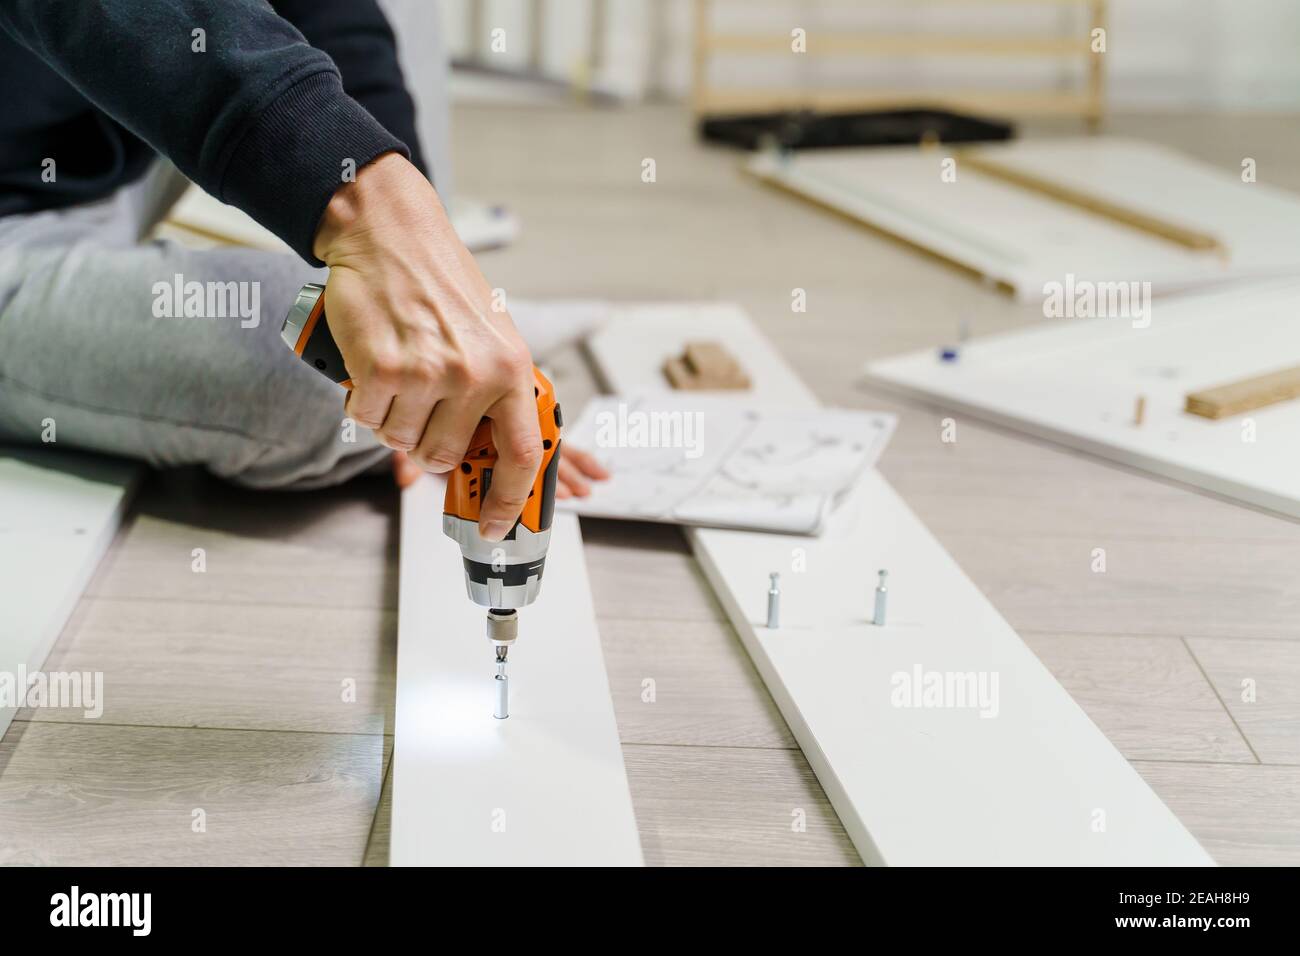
[281,282,562,717]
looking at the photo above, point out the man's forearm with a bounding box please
[0,0,410,263]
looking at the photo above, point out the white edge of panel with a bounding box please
[867,361,1300,520]
[0,450,141,740]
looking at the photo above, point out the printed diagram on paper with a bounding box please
[561,395,896,533]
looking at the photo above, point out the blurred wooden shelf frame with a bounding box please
[692,0,1107,130]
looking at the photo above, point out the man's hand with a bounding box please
[314,152,540,541]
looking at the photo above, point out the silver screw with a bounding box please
[766,572,781,629]
[873,569,888,626]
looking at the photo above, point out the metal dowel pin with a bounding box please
[766,572,781,629]
[873,569,888,626]
[494,658,509,719]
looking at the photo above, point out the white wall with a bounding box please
[1105,0,1300,110]
[440,0,650,98]
[439,0,1300,112]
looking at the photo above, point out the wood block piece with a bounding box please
[1185,364,1300,419]
[683,341,731,379]
[662,356,696,390]
[662,340,751,390]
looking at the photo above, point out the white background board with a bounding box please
[587,305,1211,865]
[749,139,1300,301]
[391,476,642,866]
[867,280,1300,519]
[0,448,138,738]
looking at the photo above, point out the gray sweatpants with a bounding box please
[0,164,390,489]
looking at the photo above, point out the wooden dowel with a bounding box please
[1185,366,1300,420]
[958,150,1224,253]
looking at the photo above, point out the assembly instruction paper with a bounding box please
[559,394,896,534]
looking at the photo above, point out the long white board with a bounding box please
[866,280,1300,519]
[587,305,1212,865]
[0,448,139,738]
[390,475,642,866]
[748,138,1300,301]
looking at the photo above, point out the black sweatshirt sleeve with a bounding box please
[270,0,427,176]
[0,0,416,263]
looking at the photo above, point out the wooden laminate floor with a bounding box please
[2,106,1298,866]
